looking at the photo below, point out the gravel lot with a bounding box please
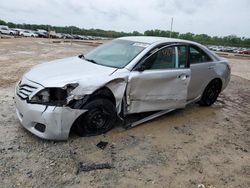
[0,38,249,188]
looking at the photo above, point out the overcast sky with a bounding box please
[0,0,250,37]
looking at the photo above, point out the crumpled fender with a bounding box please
[70,74,128,111]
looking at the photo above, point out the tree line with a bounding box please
[1,19,249,47]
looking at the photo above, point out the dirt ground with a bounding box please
[0,38,249,188]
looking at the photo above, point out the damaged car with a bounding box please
[14,36,231,140]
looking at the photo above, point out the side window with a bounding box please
[144,46,177,70]
[189,46,212,64]
[177,46,188,68]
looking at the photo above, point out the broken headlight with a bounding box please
[29,83,79,106]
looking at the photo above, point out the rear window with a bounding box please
[189,46,212,64]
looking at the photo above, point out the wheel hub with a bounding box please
[88,109,108,129]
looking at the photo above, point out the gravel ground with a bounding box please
[0,38,249,188]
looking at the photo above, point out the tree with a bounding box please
[0,19,6,25]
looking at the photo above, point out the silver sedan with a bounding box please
[14,36,231,140]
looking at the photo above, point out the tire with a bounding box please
[75,98,117,136]
[199,79,222,106]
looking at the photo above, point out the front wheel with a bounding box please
[199,79,222,106]
[75,98,117,136]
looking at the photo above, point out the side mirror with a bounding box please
[136,64,146,72]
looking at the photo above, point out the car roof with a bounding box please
[118,36,196,45]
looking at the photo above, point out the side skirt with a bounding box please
[123,109,175,129]
[121,96,201,129]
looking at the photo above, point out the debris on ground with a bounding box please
[198,184,205,188]
[96,141,108,150]
[77,162,113,173]
[26,170,33,178]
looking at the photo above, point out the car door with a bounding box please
[187,45,216,101]
[126,45,191,114]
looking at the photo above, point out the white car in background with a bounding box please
[9,29,18,35]
[0,25,11,35]
[19,30,38,37]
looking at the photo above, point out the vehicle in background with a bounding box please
[63,33,74,39]
[9,29,18,35]
[0,26,20,36]
[37,29,47,33]
[94,36,102,40]
[19,30,38,37]
[81,35,92,40]
[0,25,11,35]
[207,45,221,51]
[1,25,102,40]
[208,45,250,54]
[72,34,83,40]
[48,31,57,38]
[76,35,85,40]
[59,33,67,39]
[87,36,94,40]
[82,35,90,40]
[35,31,49,38]
[55,33,64,38]
[12,28,25,35]
[239,50,250,55]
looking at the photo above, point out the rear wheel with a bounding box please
[75,98,117,136]
[199,79,222,106]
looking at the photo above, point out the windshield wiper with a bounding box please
[85,58,98,64]
[79,54,98,64]
[78,54,84,59]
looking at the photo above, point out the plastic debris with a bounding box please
[96,141,108,150]
[77,162,113,173]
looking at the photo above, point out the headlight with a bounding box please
[29,83,79,106]
[31,89,50,103]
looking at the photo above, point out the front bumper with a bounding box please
[14,92,87,140]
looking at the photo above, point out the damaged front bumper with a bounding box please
[14,92,87,140]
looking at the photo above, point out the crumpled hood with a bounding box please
[24,56,117,87]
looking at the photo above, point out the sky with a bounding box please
[0,0,250,37]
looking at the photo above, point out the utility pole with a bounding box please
[170,17,173,38]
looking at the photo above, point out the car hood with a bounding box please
[24,56,117,87]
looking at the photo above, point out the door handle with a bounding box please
[178,74,189,80]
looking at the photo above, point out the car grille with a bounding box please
[17,83,38,100]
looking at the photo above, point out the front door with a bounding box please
[126,45,191,114]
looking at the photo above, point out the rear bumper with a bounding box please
[14,92,86,140]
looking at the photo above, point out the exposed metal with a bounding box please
[126,109,175,129]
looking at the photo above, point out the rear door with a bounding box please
[187,45,216,100]
[126,45,190,114]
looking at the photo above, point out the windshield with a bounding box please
[83,39,147,68]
